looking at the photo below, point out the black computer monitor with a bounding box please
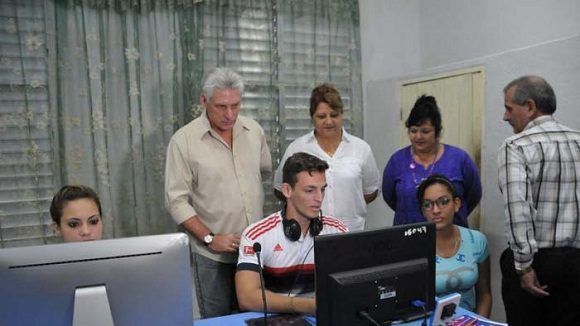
[0,233,193,325]
[314,222,435,326]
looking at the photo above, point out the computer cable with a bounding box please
[286,243,315,299]
[358,310,381,326]
[411,300,428,326]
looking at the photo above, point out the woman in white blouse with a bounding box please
[273,83,380,231]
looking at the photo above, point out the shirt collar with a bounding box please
[305,128,351,143]
[523,115,555,132]
[199,111,249,140]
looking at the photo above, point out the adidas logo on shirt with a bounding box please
[273,243,284,252]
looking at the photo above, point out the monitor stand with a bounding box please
[73,285,114,326]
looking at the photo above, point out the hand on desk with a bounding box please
[291,296,316,316]
[519,268,549,297]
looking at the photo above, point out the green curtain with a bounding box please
[53,0,200,238]
[49,0,362,240]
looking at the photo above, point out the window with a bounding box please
[0,0,57,247]
[199,0,363,214]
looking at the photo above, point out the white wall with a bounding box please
[419,0,580,68]
[359,0,421,228]
[359,0,580,322]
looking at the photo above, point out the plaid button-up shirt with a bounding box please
[498,115,580,270]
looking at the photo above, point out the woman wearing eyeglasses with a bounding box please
[417,174,492,317]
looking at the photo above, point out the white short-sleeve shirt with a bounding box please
[273,130,380,231]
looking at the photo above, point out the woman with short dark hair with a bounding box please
[382,95,482,226]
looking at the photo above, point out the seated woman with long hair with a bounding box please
[417,175,492,317]
[50,185,103,242]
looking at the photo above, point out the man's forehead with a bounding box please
[296,170,326,183]
[505,86,517,100]
[210,88,241,99]
[504,97,515,108]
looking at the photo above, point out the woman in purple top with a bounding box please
[382,95,482,227]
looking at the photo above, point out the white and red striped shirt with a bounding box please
[237,211,347,295]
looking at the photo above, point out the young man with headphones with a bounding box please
[235,152,347,315]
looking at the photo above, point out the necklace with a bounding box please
[436,227,460,258]
[315,133,342,158]
[410,144,439,187]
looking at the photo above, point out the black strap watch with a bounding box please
[203,232,215,246]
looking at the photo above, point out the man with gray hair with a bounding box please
[165,67,272,318]
[498,75,580,325]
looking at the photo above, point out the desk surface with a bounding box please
[194,308,476,326]
[195,312,315,326]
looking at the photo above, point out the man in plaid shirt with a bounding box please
[498,75,580,326]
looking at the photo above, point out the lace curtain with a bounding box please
[53,0,192,238]
[0,0,362,246]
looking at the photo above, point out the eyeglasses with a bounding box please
[421,196,451,211]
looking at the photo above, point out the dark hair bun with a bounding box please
[414,94,437,108]
[405,94,443,137]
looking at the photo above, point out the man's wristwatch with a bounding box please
[203,232,215,246]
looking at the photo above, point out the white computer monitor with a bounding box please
[0,233,193,325]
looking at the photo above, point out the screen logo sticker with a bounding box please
[378,285,396,300]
